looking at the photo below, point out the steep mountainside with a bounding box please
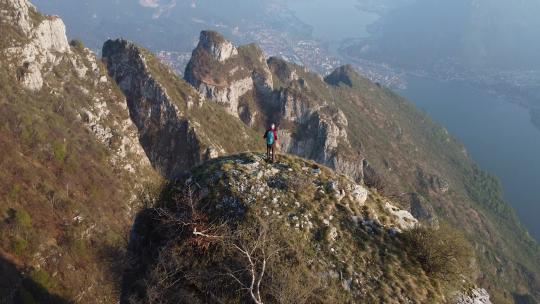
[0,0,159,302]
[102,38,261,179]
[182,32,539,303]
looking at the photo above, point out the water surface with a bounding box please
[400,76,540,241]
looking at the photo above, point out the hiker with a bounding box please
[264,123,278,162]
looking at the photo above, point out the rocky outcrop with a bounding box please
[122,153,436,303]
[277,88,314,123]
[197,30,238,62]
[1,0,72,91]
[195,75,253,116]
[407,192,439,227]
[453,288,492,304]
[278,106,364,181]
[184,31,273,118]
[0,0,35,34]
[416,167,450,194]
[103,39,211,178]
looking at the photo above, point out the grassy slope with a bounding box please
[325,72,540,302]
[0,28,159,303]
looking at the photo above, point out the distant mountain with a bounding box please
[0,1,538,303]
[344,0,540,71]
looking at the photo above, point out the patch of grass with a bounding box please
[29,269,55,291]
[52,140,67,163]
[8,184,21,203]
[10,208,32,229]
[10,236,29,256]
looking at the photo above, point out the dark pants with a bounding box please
[266,143,275,162]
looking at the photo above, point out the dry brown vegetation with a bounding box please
[402,224,474,287]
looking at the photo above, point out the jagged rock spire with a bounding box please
[197,30,238,62]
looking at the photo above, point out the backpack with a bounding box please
[266,130,274,145]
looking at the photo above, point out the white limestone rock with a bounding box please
[384,202,418,231]
[0,0,35,34]
[2,0,71,91]
[198,31,238,62]
[350,184,368,206]
[453,288,492,304]
[196,76,253,116]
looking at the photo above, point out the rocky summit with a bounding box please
[122,153,487,304]
[0,0,538,303]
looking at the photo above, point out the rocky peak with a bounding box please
[325,64,360,87]
[1,0,71,91]
[197,30,238,62]
[184,31,273,119]
[123,153,442,303]
[267,56,301,85]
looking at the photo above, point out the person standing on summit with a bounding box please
[264,123,278,162]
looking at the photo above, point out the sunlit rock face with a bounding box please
[103,39,208,178]
[197,30,238,62]
[1,0,72,91]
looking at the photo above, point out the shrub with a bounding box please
[52,141,67,163]
[402,224,473,285]
[9,208,32,229]
[29,269,55,291]
[69,39,85,53]
[11,236,29,255]
[364,170,386,193]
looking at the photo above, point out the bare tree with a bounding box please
[226,224,280,304]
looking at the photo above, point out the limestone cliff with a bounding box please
[103,38,262,178]
[103,39,206,178]
[1,0,70,91]
[184,31,273,119]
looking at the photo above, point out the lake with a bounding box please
[400,76,540,241]
[286,0,379,47]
